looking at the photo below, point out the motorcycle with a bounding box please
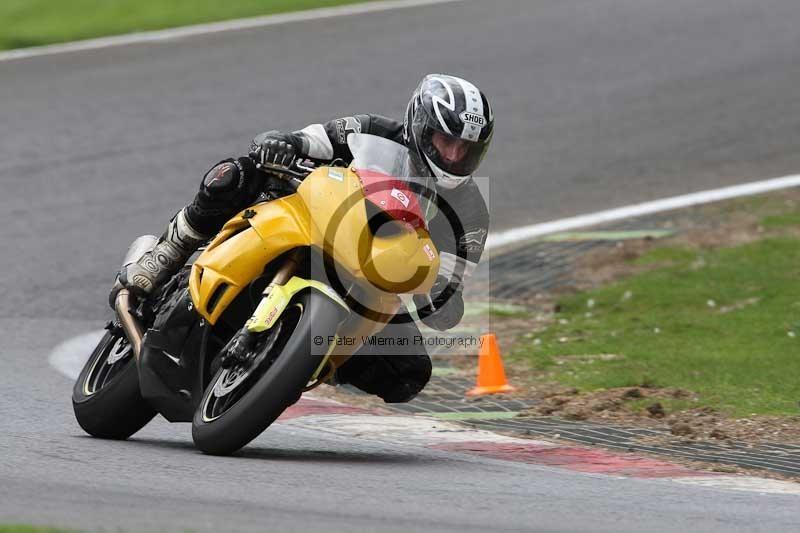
[72,134,441,455]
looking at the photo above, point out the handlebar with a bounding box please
[254,160,313,190]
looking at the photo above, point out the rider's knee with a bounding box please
[187,158,261,235]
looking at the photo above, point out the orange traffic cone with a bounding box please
[466,333,517,396]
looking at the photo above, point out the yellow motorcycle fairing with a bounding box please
[188,166,440,325]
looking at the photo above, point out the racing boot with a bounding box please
[114,208,209,302]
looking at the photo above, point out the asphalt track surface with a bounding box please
[2,0,800,531]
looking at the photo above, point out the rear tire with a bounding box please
[192,290,344,455]
[72,329,156,439]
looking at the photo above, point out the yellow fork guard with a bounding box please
[245,276,348,333]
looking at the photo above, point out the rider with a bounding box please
[115,74,494,403]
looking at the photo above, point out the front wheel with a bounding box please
[72,328,157,439]
[192,290,344,455]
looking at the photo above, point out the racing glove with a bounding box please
[249,130,300,170]
[413,275,465,331]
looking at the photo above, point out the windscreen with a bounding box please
[348,133,438,223]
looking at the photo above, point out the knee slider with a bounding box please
[202,160,242,196]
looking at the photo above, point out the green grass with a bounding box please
[0,0,368,50]
[514,237,800,416]
[761,212,800,228]
[632,246,698,266]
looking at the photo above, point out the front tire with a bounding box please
[192,290,344,455]
[72,329,156,439]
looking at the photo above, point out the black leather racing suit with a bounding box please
[184,115,490,403]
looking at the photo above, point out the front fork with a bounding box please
[219,249,301,367]
[222,250,349,376]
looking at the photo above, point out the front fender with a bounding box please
[246,276,349,333]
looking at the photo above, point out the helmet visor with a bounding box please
[413,112,490,177]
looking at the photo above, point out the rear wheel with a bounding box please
[72,328,156,439]
[192,290,344,455]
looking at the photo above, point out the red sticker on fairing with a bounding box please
[355,168,426,230]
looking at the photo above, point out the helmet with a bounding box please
[404,74,494,189]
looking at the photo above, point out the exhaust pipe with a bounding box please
[111,235,158,361]
[115,289,144,360]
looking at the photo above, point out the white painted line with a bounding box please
[0,0,464,63]
[281,412,553,446]
[48,329,105,379]
[486,174,800,252]
[675,476,800,495]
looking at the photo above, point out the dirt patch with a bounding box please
[645,410,800,445]
[516,385,800,446]
[520,385,686,424]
